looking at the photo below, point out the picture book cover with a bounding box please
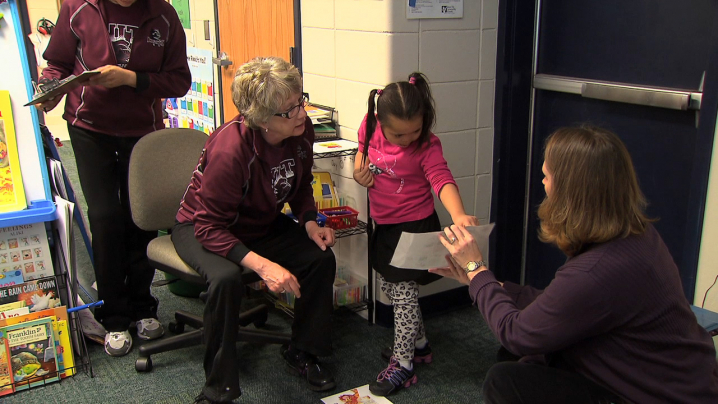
[0,276,61,312]
[0,305,68,329]
[0,222,56,281]
[0,334,13,396]
[2,317,59,390]
[56,319,75,377]
[321,385,393,404]
[0,91,27,213]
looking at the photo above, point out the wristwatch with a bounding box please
[464,260,488,274]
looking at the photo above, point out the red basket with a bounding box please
[320,206,359,230]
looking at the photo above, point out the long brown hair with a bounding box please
[537,126,653,256]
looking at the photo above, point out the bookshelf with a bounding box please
[0,1,93,395]
[264,113,375,323]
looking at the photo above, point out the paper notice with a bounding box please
[389,223,495,269]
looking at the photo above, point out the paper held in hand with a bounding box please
[24,71,100,106]
[389,223,495,269]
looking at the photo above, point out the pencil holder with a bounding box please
[319,206,359,230]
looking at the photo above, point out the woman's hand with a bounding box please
[452,214,479,228]
[306,220,335,251]
[353,164,374,188]
[89,65,137,89]
[438,224,485,271]
[429,255,471,285]
[35,95,63,113]
[252,259,302,297]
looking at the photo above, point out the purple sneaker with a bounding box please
[369,356,418,396]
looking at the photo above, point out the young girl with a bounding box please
[353,72,479,396]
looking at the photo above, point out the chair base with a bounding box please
[135,303,291,372]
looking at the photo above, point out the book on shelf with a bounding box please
[0,276,61,313]
[0,334,13,397]
[56,320,75,378]
[0,222,55,281]
[0,91,27,213]
[2,317,59,390]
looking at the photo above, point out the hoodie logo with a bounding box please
[147,29,165,47]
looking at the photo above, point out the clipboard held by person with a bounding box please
[24,71,100,106]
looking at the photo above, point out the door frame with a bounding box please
[492,0,718,301]
[212,0,303,125]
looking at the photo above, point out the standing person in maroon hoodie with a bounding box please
[431,126,718,403]
[173,56,337,404]
[38,0,191,357]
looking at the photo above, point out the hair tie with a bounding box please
[409,77,416,85]
[376,89,383,96]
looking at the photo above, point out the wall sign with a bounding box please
[407,0,463,19]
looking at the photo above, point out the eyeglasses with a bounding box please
[274,93,309,119]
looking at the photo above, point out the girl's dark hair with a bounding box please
[362,72,436,164]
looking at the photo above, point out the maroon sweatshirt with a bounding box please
[41,0,191,137]
[470,224,718,403]
[176,115,317,264]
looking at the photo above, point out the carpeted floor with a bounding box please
[5,139,500,404]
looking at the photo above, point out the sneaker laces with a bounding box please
[377,357,411,385]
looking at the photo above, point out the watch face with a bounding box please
[466,261,479,272]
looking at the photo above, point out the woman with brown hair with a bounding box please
[430,126,718,403]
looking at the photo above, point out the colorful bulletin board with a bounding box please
[166,47,215,134]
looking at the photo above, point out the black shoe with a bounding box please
[381,343,433,364]
[193,392,234,404]
[280,343,336,392]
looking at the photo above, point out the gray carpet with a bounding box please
[6,139,500,404]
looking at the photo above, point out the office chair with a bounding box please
[128,128,290,372]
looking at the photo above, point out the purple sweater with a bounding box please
[470,225,718,403]
[176,115,317,264]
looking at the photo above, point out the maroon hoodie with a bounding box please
[176,115,318,264]
[41,0,191,137]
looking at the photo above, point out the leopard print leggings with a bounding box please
[379,274,426,362]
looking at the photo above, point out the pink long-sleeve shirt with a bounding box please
[357,115,456,225]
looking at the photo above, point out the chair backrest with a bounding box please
[129,128,208,232]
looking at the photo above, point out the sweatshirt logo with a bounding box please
[271,159,295,204]
[109,23,137,68]
[147,29,165,47]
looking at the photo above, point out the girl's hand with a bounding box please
[89,65,137,89]
[306,220,335,251]
[452,214,479,228]
[353,165,374,188]
[429,255,471,285]
[438,224,485,270]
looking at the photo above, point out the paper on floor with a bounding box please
[321,384,393,404]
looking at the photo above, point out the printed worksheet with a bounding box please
[389,223,495,269]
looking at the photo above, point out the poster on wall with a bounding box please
[407,0,463,19]
[166,47,216,134]
[0,91,27,213]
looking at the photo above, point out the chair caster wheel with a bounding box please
[169,321,185,334]
[253,311,268,327]
[136,357,153,372]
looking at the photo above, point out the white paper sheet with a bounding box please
[389,223,495,269]
[321,384,393,404]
